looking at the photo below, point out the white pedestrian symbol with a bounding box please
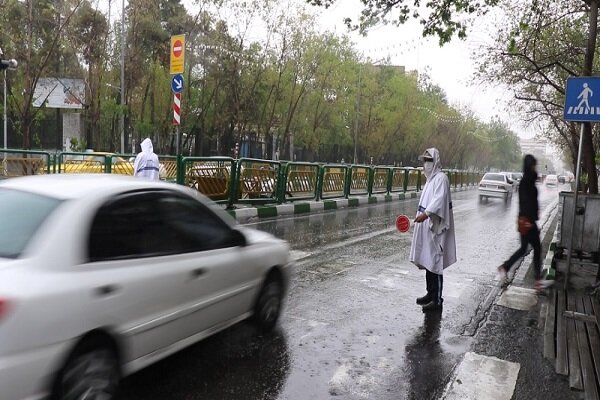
[576,83,593,111]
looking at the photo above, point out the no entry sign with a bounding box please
[170,34,185,75]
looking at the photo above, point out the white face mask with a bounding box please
[424,161,434,177]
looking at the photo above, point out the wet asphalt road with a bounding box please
[120,184,562,400]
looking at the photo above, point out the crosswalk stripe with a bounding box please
[441,352,520,400]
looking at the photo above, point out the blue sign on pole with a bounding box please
[171,74,184,93]
[564,77,600,122]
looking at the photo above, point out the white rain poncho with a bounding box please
[409,147,457,274]
[133,138,160,180]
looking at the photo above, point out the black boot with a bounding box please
[416,294,432,305]
[422,300,443,312]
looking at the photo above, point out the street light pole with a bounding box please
[353,63,362,164]
[3,69,6,149]
[120,0,126,153]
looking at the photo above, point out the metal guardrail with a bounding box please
[318,164,348,200]
[283,162,319,201]
[57,152,110,174]
[371,167,390,194]
[180,157,236,206]
[0,149,52,177]
[1,149,483,205]
[235,158,282,204]
[348,166,370,196]
[406,169,421,192]
[389,168,406,193]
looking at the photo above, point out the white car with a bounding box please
[0,174,292,400]
[545,174,559,186]
[478,172,514,203]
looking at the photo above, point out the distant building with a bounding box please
[520,138,548,157]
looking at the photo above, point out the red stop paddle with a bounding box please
[396,214,411,233]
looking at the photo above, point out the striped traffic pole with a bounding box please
[173,93,181,125]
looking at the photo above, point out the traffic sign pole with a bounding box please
[562,76,599,287]
[564,122,585,290]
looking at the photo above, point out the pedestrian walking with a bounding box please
[133,138,160,180]
[497,154,552,290]
[410,148,457,312]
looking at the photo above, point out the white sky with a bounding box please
[163,0,538,139]
[311,0,536,139]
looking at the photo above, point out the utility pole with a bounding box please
[1,50,18,149]
[120,0,126,153]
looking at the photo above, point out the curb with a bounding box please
[227,186,476,222]
[543,226,559,280]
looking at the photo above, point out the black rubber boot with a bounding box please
[416,294,432,305]
[421,301,443,312]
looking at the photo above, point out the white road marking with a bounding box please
[289,250,311,261]
[442,352,520,400]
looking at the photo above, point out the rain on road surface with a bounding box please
[120,184,561,400]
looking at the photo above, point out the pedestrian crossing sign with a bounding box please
[564,77,600,122]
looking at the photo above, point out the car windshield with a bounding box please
[0,189,63,258]
[483,173,505,182]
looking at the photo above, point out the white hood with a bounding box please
[141,138,154,154]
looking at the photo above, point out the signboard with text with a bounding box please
[170,34,185,75]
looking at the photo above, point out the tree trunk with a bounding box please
[583,0,599,193]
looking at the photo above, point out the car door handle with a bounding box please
[94,284,119,297]
[190,268,207,279]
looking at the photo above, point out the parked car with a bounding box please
[500,172,519,191]
[478,172,513,203]
[545,174,559,186]
[0,174,292,400]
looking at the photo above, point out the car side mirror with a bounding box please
[231,229,247,247]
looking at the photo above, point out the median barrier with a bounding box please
[282,162,319,202]
[0,149,52,177]
[180,157,236,207]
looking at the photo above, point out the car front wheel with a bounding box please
[254,277,283,332]
[53,342,119,400]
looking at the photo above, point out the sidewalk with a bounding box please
[440,200,600,400]
[227,186,474,222]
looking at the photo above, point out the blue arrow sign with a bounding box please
[564,77,600,122]
[171,74,184,93]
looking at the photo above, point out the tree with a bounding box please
[306,0,500,45]
[476,0,600,193]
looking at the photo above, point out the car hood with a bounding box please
[238,227,285,246]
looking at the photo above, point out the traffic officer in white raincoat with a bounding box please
[133,138,160,180]
[410,148,456,312]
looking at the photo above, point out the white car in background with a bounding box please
[545,174,559,186]
[0,175,292,400]
[478,172,514,203]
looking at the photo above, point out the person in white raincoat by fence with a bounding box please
[410,148,456,312]
[133,138,160,180]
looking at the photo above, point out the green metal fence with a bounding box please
[318,164,349,200]
[0,149,53,177]
[1,149,485,205]
[371,167,390,194]
[235,158,282,204]
[180,157,236,206]
[389,168,406,193]
[406,169,421,191]
[282,162,320,201]
[57,152,110,174]
[348,166,370,196]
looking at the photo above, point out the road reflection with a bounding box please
[404,311,445,400]
[120,323,290,400]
